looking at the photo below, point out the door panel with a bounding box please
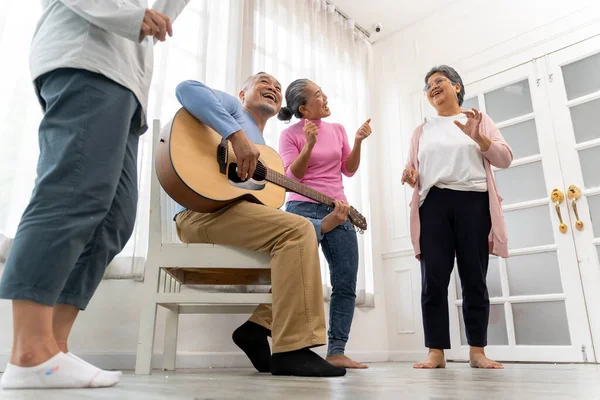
[498,118,540,159]
[443,60,594,362]
[545,35,600,362]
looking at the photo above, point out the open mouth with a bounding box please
[262,92,276,103]
[431,89,443,98]
[323,103,330,112]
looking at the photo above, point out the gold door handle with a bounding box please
[551,189,568,234]
[568,184,584,231]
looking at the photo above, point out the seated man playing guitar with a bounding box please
[172,73,346,377]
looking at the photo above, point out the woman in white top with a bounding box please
[402,65,513,369]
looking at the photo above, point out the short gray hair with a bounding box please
[242,71,267,91]
[425,65,465,106]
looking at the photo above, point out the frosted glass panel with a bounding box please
[485,80,533,123]
[499,119,540,159]
[562,52,600,100]
[513,302,571,345]
[578,146,600,189]
[495,162,546,205]
[506,252,563,296]
[455,257,502,299]
[505,206,554,249]
[570,98,600,144]
[586,194,600,238]
[462,96,479,111]
[459,304,507,345]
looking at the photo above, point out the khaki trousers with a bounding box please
[175,201,326,353]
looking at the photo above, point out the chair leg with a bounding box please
[162,306,179,371]
[135,263,160,375]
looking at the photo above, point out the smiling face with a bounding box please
[299,81,331,120]
[425,72,461,112]
[240,73,283,117]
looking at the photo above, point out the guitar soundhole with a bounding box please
[227,161,267,191]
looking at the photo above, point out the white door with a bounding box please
[544,35,600,361]
[419,59,596,362]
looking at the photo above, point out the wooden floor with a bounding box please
[1,362,599,399]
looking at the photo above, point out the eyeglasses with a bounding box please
[423,77,452,93]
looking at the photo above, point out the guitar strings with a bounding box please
[224,150,363,213]
[225,148,330,199]
[224,149,365,224]
[225,149,269,175]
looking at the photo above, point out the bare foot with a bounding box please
[470,351,503,369]
[413,349,446,369]
[326,354,369,369]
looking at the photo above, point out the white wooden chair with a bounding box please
[135,119,272,375]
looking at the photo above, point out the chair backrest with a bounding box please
[150,119,183,249]
[149,120,272,290]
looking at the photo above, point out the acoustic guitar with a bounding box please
[155,108,368,231]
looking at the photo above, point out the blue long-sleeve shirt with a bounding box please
[172,80,323,240]
[173,80,263,217]
[175,80,265,143]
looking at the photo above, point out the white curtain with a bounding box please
[0,0,242,276]
[246,0,374,306]
[0,0,374,306]
[103,0,248,278]
[0,2,44,265]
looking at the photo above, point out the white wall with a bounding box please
[370,0,600,359]
[0,264,390,370]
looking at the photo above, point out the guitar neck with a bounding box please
[266,169,335,206]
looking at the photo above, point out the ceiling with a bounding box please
[332,0,457,42]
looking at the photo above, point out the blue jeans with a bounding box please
[285,201,359,355]
[0,68,142,310]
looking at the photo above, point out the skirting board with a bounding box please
[0,350,393,372]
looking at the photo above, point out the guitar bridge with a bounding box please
[217,138,228,175]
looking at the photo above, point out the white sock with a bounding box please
[66,352,122,377]
[1,352,121,390]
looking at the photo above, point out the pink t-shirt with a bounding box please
[279,119,355,204]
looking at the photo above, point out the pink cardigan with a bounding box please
[406,112,513,259]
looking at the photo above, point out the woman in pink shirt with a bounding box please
[402,65,512,369]
[278,79,372,369]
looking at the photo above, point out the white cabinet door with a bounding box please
[439,60,595,362]
[544,35,600,361]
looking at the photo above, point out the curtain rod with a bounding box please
[326,1,371,38]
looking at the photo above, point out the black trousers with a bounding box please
[419,187,492,349]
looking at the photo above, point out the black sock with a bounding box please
[271,348,346,377]
[232,321,272,373]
